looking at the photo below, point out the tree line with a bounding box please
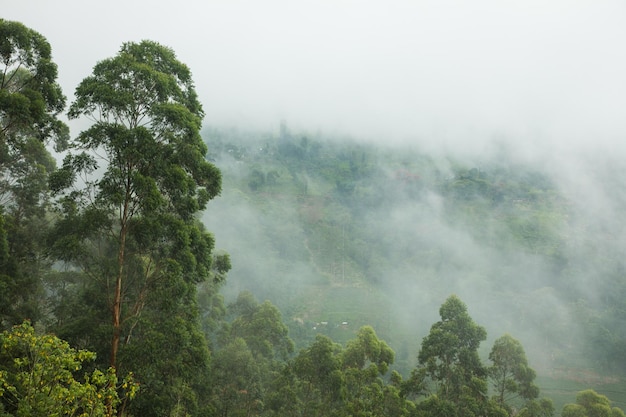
[0,19,623,416]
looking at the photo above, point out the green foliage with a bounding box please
[517,398,555,417]
[417,295,487,404]
[0,19,68,149]
[0,19,69,150]
[0,20,64,330]
[269,326,414,417]
[45,39,227,417]
[215,291,295,362]
[208,293,295,417]
[293,334,344,406]
[0,321,137,416]
[208,338,264,417]
[561,390,625,417]
[408,296,519,417]
[0,137,55,328]
[488,334,540,411]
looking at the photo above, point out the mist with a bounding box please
[7,0,626,378]
[196,120,623,382]
[7,1,626,151]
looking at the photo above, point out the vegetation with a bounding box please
[0,18,624,416]
[0,321,137,416]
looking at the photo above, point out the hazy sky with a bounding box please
[6,1,626,152]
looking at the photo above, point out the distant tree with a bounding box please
[561,389,625,417]
[417,295,488,403]
[341,326,409,417]
[414,295,507,417]
[208,293,295,416]
[0,321,137,416]
[291,334,344,415]
[488,334,540,413]
[517,398,555,417]
[282,326,412,417]
[223,292,294,361]
[208,337,263,417]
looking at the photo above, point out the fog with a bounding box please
[7,1,626,373]
[196,124,626,376]
[7,1,626,151]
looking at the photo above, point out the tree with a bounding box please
[517,398,554,417]
[0,19,68,148]
[0,321,137,416]
[561,390,625,417]
[488,334,540,413]
[417,295,488,404]
[0,137,57,329]
[226,294,294,361]
[0,19,68,329]
[49,39,222,368]
[208,293,294,416]
[47,40,225,416]
[276,327,412,417]
[208,338,263,417]
[341,326,407,417]
[291,334,344,416]
[414,295,508,417]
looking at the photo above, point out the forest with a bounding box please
[1,18,625,417]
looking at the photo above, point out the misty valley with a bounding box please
[201,125,626,413]
[1,17,625,417]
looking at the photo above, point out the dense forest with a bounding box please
[0,18,624,417]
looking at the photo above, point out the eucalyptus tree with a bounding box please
[341,325,411,417]
[209,292,294,416]
[0,19,68,148]
[418,295,488,403]
[0,19,68,328]
[415,295,506,416]
[488,334,540,414]
[47,40,225,415]
[290,334,344,416]
[272,326,412,417]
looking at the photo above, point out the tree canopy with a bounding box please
[0,321,136,416]
[0,19,68,149]
[45,39,226,416]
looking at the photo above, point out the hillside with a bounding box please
[202,124,626,381]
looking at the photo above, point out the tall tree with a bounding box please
[414,295,506,417]
[488,334,540,413]
[417,295,488,403]
[0,19,68,148]
[50,39,221,367]
[47,40,225,416]
[0,19,68,329]
[341,326,407,417]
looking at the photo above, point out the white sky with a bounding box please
[5,0,626,152]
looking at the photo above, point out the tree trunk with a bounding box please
[111,192,130,369]
[110,228,126,369]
